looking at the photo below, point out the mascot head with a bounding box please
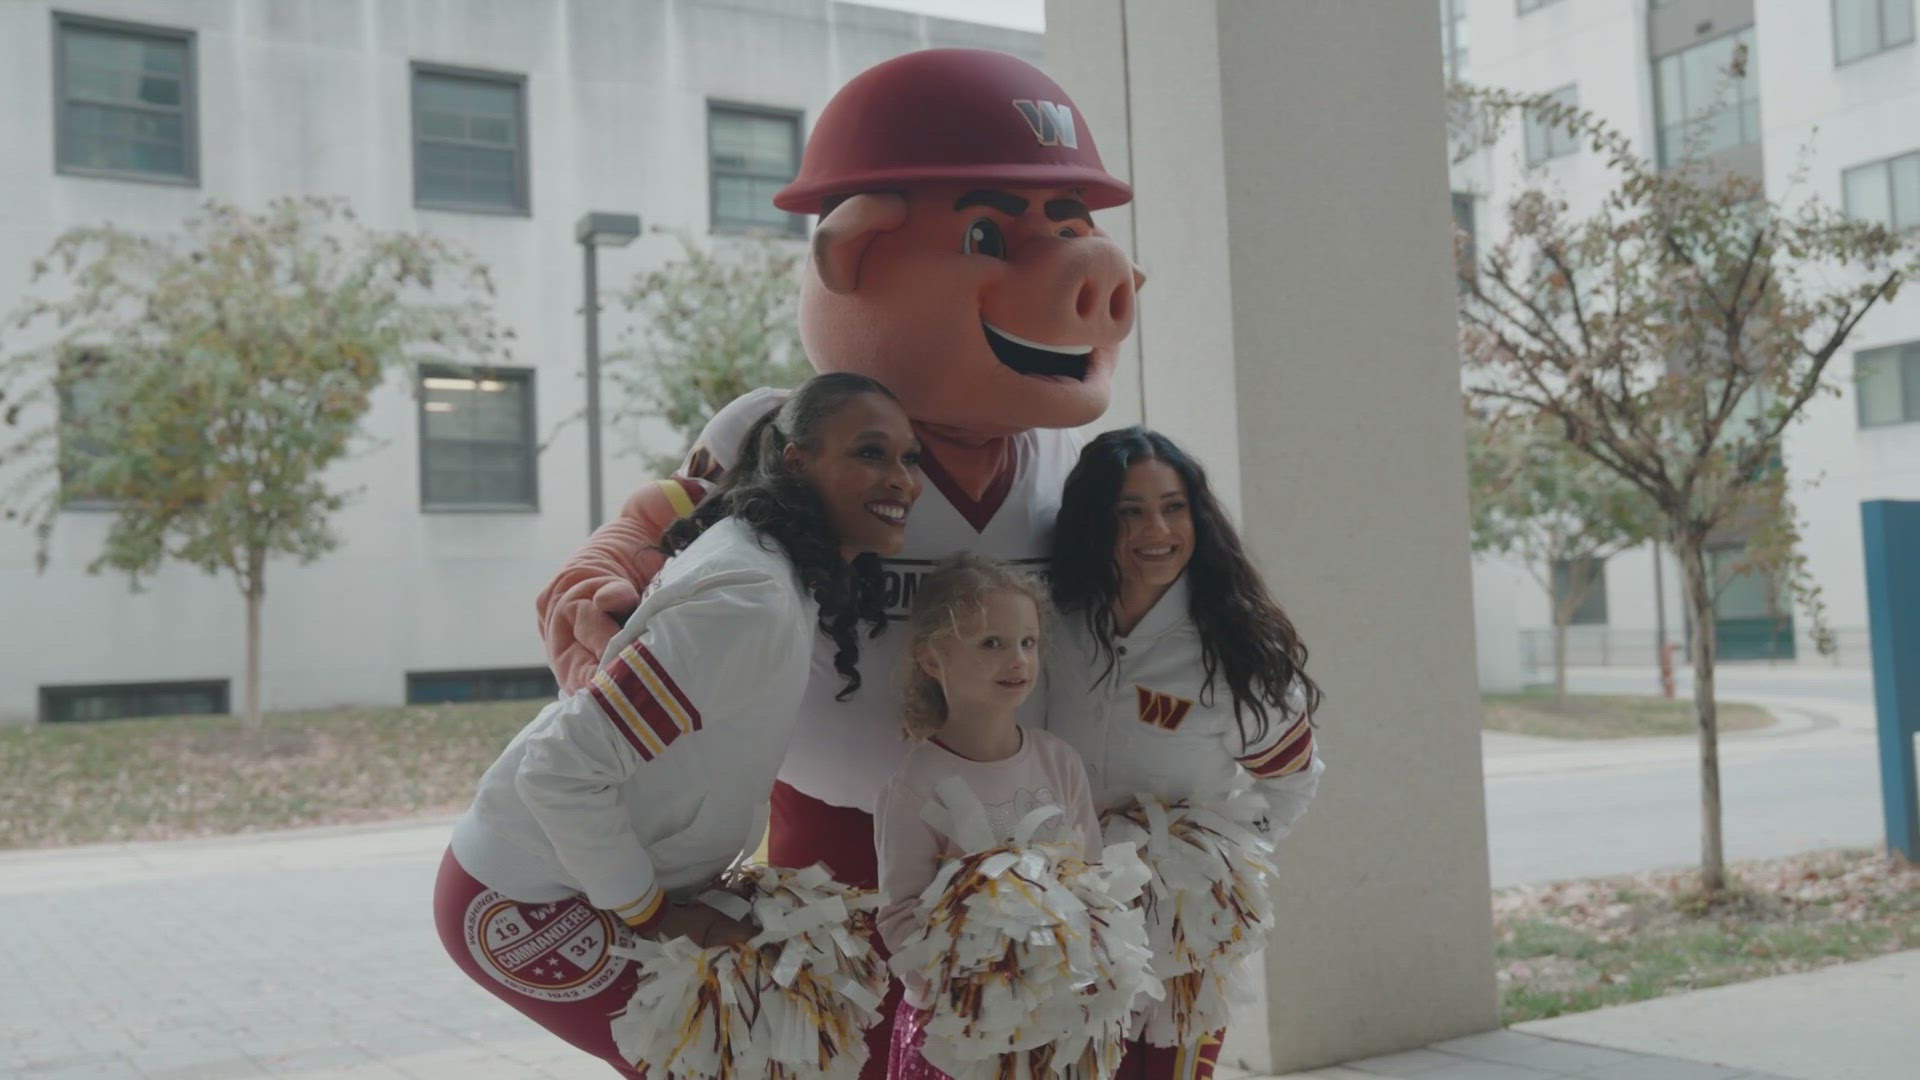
[775,49,1141,436]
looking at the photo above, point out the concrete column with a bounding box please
[1050,1,1498,1070]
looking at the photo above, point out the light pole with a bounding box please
[576,211,641,533]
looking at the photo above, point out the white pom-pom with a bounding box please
[1101,788,1278,1047]
[891,778,1160,1079]
[608,864,888,1080]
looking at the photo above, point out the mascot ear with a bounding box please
[812,192,909,295]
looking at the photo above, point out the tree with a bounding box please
[1466,408,1659,706]
[1452,79,1920,896]
[0,197,508,725]
[606,234,812,472]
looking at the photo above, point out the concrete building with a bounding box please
[0,0,1039,724]
[1448,0,1920,689]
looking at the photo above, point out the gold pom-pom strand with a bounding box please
[609,863,889,1080]
[1102,787,1278,1047]
[893,778,1160,1080]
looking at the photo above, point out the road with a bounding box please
[1484,667,1887,887]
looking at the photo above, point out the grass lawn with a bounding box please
[1495,848,1920,1023]
[0,700,535,849]
[1483,689,1773,738]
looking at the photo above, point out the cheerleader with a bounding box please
[874,556,1114,1079]
[1045,428,1326,1080]
[434,373,921,1076]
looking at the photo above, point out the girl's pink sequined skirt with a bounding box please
[886,998,952,1080]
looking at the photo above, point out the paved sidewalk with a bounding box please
[1235,1029,1793,1079]
[2,818,1910,1079]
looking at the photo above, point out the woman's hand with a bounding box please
[639,901,758,949]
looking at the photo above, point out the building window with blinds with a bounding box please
[412,65,529,214]
[1843,149,1920,232]
[1856,341,1920,428]
[1834,0,1916,65]
[708,104,804,237]
[418,366,537,510]
[1441,0,1470,82]
[54,14,196,183]
[1523,85,1580,166]
[1653,28,1760,168]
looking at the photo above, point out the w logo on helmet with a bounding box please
[1012,99,1078,149]
[1136,686,1194,731]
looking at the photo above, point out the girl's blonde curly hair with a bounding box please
[899,553,1052,738]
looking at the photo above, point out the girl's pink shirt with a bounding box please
[873,724,1103,999]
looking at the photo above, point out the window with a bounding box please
[708,104,804,236]
[1441,0,1470,82]
[1835,0,1916,64]
[41,679,227,723]
[419,366,537,509]
[1857,341,1920,427]
[1518,0,1569,12]
[1524,85,1579,166]
[57,352,115,507]
[1452,192,1477,291]
[1552,558,1609,626]
[407,667,559,704]
[412,65,528,214]
[54,14,196,183]
[1843,150,1920,231]
[1653,28,1761,168]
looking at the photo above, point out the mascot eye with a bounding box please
[963,218,1007,259]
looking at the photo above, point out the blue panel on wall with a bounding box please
[1861,500,1920,862]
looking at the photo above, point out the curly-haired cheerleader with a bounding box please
[1046,428,1326,1080]
[435,373,921,1076]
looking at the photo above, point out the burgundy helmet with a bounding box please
[773,48,1132,213]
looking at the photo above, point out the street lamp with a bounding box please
[576,211,641,533]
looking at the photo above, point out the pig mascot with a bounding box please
[536,50,1154,1078]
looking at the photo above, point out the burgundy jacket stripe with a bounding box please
[605,654,685,749]
[588,684,654,760]
[670,476,708,506]
[634,643,702,732]
[1251,729,1314,777]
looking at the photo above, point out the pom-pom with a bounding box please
[1101,788,1277,1046]
[889,777,1159,1079]
[608,863,888,1080]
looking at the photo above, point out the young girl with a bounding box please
[874,555,1104,1080]
[1046,427,1325,1080]
[435,373,921,1077]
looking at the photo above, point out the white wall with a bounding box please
[0,0,1041,722]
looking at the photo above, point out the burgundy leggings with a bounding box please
[434,781,900,1078]
[432,847,645,1077]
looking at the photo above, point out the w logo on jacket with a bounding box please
[1136,686,1194,731]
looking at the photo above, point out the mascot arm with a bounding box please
[536,477,710,694]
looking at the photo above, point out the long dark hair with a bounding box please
[1049,427,1322,751]
[660,372,894,699]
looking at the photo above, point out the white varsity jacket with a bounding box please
[1044,575,1325,836]
[450,515,819,930]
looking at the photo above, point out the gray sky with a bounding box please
[857,0,1045,33]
